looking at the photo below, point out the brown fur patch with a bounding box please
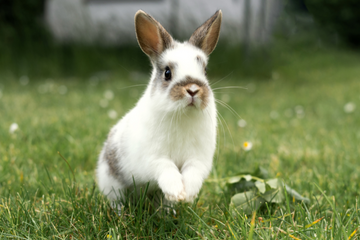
[161,62,176,89]
[170,76,210,109]
[105,144,119,178]
[189,10,222,55]
[105,130,129,185]
[151,62,178,95]
[170,84,186,102]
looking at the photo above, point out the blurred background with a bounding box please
[1,0,359,79]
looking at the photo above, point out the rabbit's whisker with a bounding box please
[182,106,189,118]
[215,99,242,120]
[209,71,233,87]
[213,91,241,94]
[216,110,235,149]
[212,86,247,91]
[205,108,220,162]
[215,110,226,153]
[118,84,147,90]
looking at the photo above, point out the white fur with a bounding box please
[97,41,217,204]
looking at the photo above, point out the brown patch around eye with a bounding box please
[161,62,176,89]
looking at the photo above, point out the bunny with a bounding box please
[97,9,222,207]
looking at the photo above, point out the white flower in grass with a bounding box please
[9,123,19,134]
[243,141,253,151]
[295,105,305,118]
[237,119,247,128]
[58,85,68,95]
[19,75,29,86]
[99,99,108,108]
[38,84,48,94]
[104,90,114,100]
[270,111,279,119]
[344,102,356,113]
[108,110,118,119]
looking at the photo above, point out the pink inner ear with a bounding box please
[137,16,161,55]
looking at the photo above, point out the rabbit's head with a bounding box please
[135,10,222,113]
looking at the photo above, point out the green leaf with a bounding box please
[255,181,266,194]
[244,175,252,181]
[228,169,310,212]
[265,178,280,189]
[231,191,265,215]
[226,174,257,185]
[252,166,269,179]
[285,184,310,203]
[227,176,243,184]
[262,188,284,203]
[226,175,253,184]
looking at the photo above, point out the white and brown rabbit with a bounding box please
[97,10,222,207]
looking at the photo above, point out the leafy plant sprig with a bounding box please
[209,167,310,214]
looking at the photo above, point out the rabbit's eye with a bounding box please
[164,67,172,81]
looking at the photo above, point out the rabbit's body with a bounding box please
[97,10,222,204]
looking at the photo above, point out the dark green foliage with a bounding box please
[0,0,47,42]
[304,0,360,46]
[0,43,150,79]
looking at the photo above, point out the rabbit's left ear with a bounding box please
[189,10,222,56]
[135,10,173,59]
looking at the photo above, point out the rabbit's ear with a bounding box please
[189,10,222,56]
[135,10,173,58]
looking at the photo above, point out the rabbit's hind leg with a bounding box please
[97,153,125,215]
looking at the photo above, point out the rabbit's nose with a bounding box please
[186,84,199,96]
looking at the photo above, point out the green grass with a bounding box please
[1,44,360,239]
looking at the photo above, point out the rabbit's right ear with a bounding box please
[135,10,173,59]
[189,10,222,56]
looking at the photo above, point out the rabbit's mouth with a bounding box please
[186,96,202,109]
[189,96,195,106]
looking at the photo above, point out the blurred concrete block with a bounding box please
[45,0,282,45]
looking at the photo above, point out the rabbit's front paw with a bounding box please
[159,173,186,202]
[164,188,186,202]
[183,175,203,203]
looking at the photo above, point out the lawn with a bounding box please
[0,45,360,239]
